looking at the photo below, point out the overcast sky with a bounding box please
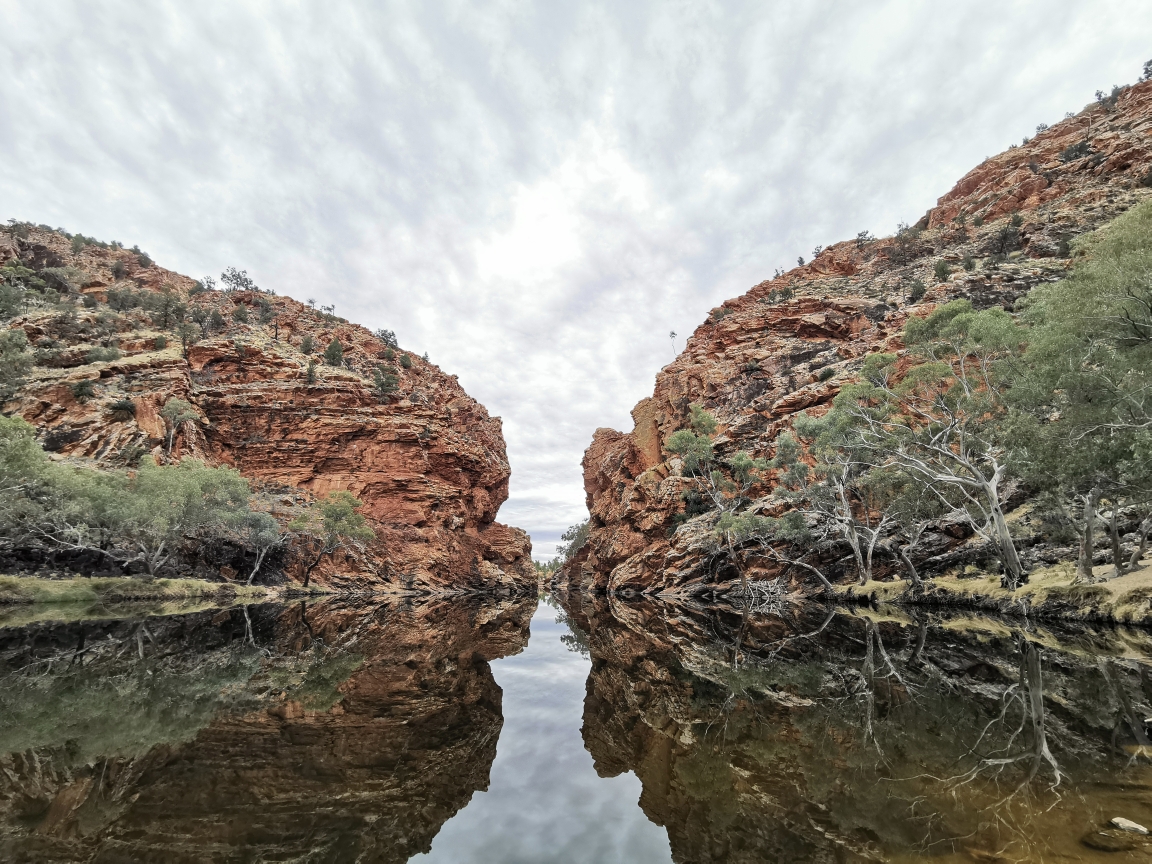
[2,1,1150,558]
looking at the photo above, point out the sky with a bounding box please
[2,1,1150,559]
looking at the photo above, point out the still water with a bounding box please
[0,594,1151,862]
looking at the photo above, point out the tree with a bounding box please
[146,285,187,330]
[220,267,257,294]
[324,338,343,367]
[289,491,375,587]
[0,328,32,400]
[238,510,286,584]
[118,458,251,577]
[373,365,398,398]
[175,322,200,359]
[300,335,314,355]
[160,398,199,456]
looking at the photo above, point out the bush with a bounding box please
[154,335,167,350]
[305,359,317,384]
[110,260,129,280]
[108,398,136,421]
[82,293,98,309]
[0,283,23,320]
[963,255,976,271]
[1060,141,1092,162]
[933,260,951,282]
[907,279,927,303]
[70,380,95,403]
[86,346,121,364]
[300,335,314,355]
[220,267,257,293]
[1010,212,1024,227]
[323,338,343,366]
[399,353,412,369]
[383,346,394,361]
[374,328,398,348]
[973,216,984,227]
[106,287,140,311]
[232,304,249,324]
[145,286,186,330]
[817,367,835,382]
[373,365,398,398]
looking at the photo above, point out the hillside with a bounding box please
[563,79,1152,604]
[0,229,534,592]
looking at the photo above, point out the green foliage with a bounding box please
[110,259,129,280]
[232,303,249,324]
[688,403,717,435]
[373,365,398,398]
[106,286,141,311]
[154,335,168,350]
[86,345,121,364]
[665,429,713,475]
[108,398,136,421]
[556,519,591,562]
[323,338,343,367]
[374,328,398,348]
[907,279,927,303]
[160,398,198,455]
[219,267,257,293]
[289,491,375,585]
[305,358,318,384]
[0,328,32,398]
[300,334,314,355]
[70,379,95,403]
[399,353,412,369]
[933,260,951,282]
[292,652,364,710]
[145,285,186,330]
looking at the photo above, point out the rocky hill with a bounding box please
[0,229,534,592]
[565,79,1152,597]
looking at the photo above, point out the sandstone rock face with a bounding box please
[0,596,536,862]
[567,80,1152,596]
[0,232,533,591]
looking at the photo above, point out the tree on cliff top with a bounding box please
[289,491,375,587]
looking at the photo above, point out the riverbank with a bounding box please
[836,561,1152,626]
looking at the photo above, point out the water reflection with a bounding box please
[560,593,1152,862]
[0,597,535,862]
[2,594,1152,862]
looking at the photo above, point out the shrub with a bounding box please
[710,307,732,323]
[82,293,98,309]
[220,267,257,293]
[373,365,398,398]
[0,283,23,320]
[399,353,412,369]
[933,260,951,282]
[300,335,314,355]
[306,359,317,384]
[154,335,167,350]
[907,279,927,303]
[232,304,249,324]
[256,297,274,324]
[110,260,129,280]
[383,346,394,361]
[86,346,121,364]
[70,380,95,403]
[817,367,835,381]
[106,287,139,311]
[323,338,343,367]
[1010,212,1024,227]
[108,398,136,421]
[963,254,976,271]
[1060,140,1092,162]
[137,253,152,268]
[145,286,186,329]
[374,328,398,348]
[973,215,984,227]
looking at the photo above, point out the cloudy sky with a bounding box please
[2,1,1149,557]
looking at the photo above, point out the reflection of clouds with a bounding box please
[1,2,1149,547]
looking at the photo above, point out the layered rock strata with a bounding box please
[0,596,535,862]
[0,231,533,591]
[568,80,1152,596]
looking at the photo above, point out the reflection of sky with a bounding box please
[414,603,671,864]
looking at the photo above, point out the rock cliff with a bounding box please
[567,80,1152,596]
[0,231,533,591]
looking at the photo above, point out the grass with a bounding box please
[835,557,1152,626]
[0,575,270,606]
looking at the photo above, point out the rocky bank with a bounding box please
[0,231,534,592]
[565,79,1152,598]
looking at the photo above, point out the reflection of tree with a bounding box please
[555,608,590,657]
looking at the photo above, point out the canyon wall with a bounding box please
[567,80,1152,596]
[0,232,533,591]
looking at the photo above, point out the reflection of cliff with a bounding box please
[0,597,534,863]
[562,593,1152,862]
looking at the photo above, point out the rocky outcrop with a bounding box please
[566,80,1152,597]
[0,230,533,591]
[559,591,1152,862]
[0,595,536,862]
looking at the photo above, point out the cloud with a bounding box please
[2,0,1150,557]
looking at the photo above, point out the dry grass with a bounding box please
[0,575,270,606]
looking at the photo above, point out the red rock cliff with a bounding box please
[568,80,1152,596]
[0,232,534,591]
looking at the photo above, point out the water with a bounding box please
[1,594,1151,862]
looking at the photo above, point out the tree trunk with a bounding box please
[302,545,326,588]
[1128,517,1150,571]
[989,497,1024,589]
[1077,488,1100,583]
[247,546,268,585]
[837,483,867,585]
[899,543,922,589]
[1108,505,1126,579]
